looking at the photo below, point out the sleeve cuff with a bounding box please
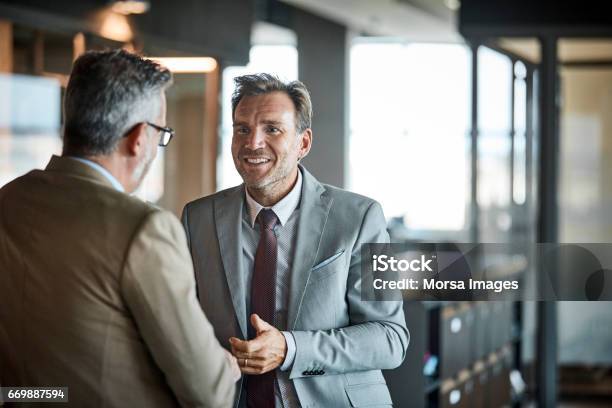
[280,331,296,371]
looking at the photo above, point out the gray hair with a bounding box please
[231,73,312,134]
[62,49,172,157]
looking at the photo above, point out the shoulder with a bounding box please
[322,183,382,216]
[105,187,159,221]
[182,184,243,214]
[0,169,40,195]
[1,167,156,219]
[134,208,185,241]
[300,165,380,216]
[314,183,388,244]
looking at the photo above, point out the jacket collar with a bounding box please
[45,155,117,190]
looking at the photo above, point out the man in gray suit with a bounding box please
[181,73,409,407]
[0,50,237,407]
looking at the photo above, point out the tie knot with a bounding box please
[258,209,278,230]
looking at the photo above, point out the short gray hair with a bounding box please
[231,73,312,134]
[63,49,172,157]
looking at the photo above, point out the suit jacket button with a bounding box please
[302,371,308,375]
[320,370,325,375]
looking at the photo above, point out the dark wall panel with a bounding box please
[295,8,347,188]
[460,0,612,36]
[133,0,252,64]
[0,0,253,64]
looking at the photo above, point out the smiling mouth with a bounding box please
[243,157,271,165]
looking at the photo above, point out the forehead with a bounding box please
[234,91,295,121]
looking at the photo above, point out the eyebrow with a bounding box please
[232,120,284,127]
[261,120,283,126]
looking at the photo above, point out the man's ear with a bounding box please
[124,123,148,157]
[298,128,313,161]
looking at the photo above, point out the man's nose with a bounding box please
[244,128,266,150]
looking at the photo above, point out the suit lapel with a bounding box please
[287,166,333,330]
[214,186,248,338]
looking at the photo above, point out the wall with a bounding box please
[294,9,348,188]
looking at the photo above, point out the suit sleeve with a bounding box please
[120,210,235,408]
[180,203,191,250]
[288,201,409,379]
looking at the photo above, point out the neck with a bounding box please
[77,154,132,192]
[247,168,298,207]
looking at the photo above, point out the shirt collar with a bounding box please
[69,157,125,192]
[245,169,302,228]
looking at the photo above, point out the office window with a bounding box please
[0,73,62,187]
[477,47,513,241]
[349,42,470,233]
[558,40,612,367]
[0,72,164,203]
[218,45,298,190]
[513,61,528,205]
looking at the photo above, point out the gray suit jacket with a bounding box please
[181,166,409,407]
[0,156,235,407]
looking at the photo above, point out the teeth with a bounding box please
[246,158,270,164]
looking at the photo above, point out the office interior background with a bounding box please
[1,0,612,406]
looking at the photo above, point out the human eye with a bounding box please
[266,126,281,134]
[234,126,249,135]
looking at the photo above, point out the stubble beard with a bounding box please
[242,158,294,198]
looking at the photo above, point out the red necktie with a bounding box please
[247,209,278,408]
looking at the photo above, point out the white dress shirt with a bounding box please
[69,157,124,192]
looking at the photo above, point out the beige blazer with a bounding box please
[0,156,235,407]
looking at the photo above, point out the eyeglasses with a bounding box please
[146,122,175,147]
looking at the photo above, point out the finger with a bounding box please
[234,339,286,360]
[242,357,267,369]
[234,350,266,360]
[229,342,240,357]
[240,354,284,370]
[243,337,265,354]
[250,314,272,334]
[232,345,284,358]
[239,361,281,375]
[229,336,253,352]
[230,336,265,354]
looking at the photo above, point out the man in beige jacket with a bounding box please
[0,50,237,407]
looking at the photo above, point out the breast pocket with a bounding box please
[309,249,346,282]
[345,383,392,407]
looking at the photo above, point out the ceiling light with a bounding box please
[111,0,150,15]
[99,12,133,42]
[148,57,218,73]
[444,0,461,11]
